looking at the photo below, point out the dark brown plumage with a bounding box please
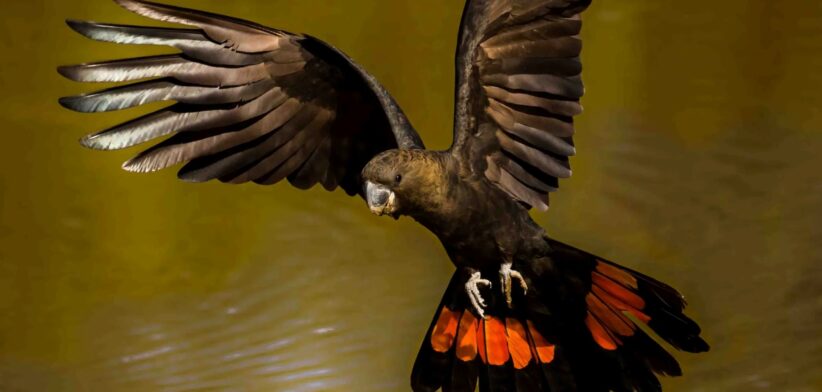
[59,1,709,391]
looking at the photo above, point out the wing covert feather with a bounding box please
[60,0,423,197]
[452,0,591,210]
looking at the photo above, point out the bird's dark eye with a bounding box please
[395,174,402,184]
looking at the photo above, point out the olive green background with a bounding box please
[1,1,821,391]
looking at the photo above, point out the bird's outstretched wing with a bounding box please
[451,0,590,210]
[59,0,423,195]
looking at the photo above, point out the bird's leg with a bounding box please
[465,270,492,319]
[500,261,528,308]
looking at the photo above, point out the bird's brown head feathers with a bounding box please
[361,149,450,220]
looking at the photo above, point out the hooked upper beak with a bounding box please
[365,181,397,217]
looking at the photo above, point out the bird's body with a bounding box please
[363,148,548,274]
[429,176,547,273]
[60,0,709,390]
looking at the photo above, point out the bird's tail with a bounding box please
[411,239,709,391]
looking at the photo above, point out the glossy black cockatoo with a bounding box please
[59,1,709,390]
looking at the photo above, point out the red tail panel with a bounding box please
[504,318,532,369]
[455,311,479,361]
[586,260,657,350]
[428,307,555,369]
[430,307,459,353]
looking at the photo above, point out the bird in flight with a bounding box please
[59,0,709,390]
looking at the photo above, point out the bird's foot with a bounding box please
[500,261,528,308]
[465,271,492,318]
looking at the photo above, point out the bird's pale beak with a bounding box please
[365,181,397,217]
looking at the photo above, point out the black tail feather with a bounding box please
[443,359,478,392]
[606,259,710,354]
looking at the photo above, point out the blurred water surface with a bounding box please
[1,0,821,391]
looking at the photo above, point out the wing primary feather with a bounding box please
[289,134,333,190]
[485,157,549,211]
[124,98,302,173]
[177,102,317,182]
[481,16,582,49]
[481,37,581,61]
[256,130,327,186]
[57,54,271,86]
[483,73,584,99]
[496,130,572,179]
[509,1,590,22]
[60,78,275,112]
[114,0,290,53]
[484,86,582,118]
[499,167,549,211]
[227,108,333,184]
[487,99,576,156]
[481,57,582,78]
[81,87,287,150]
[498,154,558,193]
[314,137,337,191]
[66,19,271,66]
[487,99,575,141]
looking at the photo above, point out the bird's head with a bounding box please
[360,149,447,219]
